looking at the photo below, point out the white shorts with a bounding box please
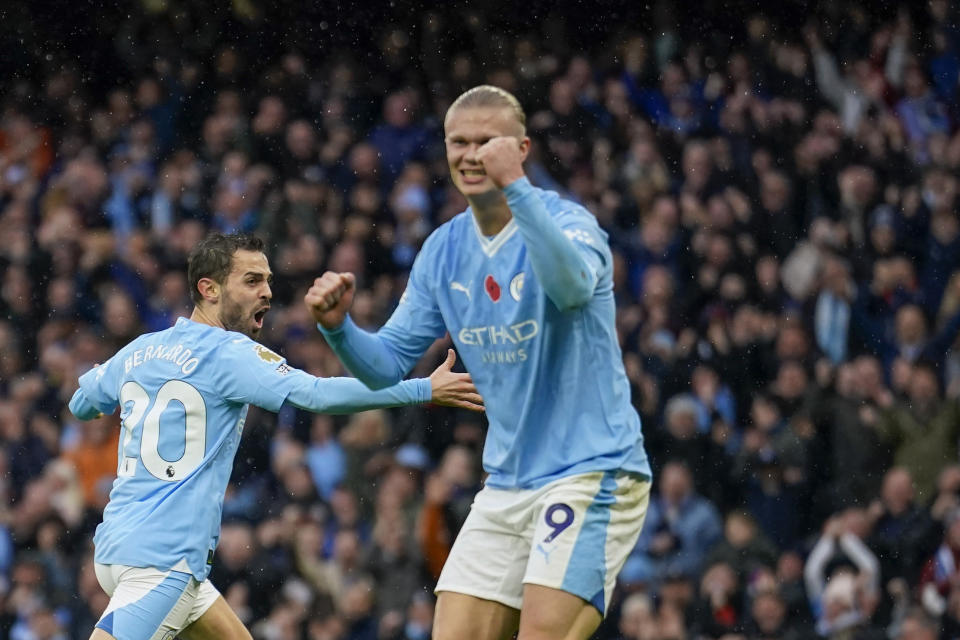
[435,470,651,615]
[94,563,220,640]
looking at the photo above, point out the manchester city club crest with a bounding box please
[509,272,525,301]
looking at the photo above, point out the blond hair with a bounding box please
[445,85,526,134]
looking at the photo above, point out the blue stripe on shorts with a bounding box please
[561,470,618,613]
[96,570,191,640]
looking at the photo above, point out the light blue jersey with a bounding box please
[321,178,651,489]
[69,317,430,581]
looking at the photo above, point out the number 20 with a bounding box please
[119,380,207,482]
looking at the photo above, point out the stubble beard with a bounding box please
[220,289,257,339]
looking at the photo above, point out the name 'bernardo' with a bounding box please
[123,343,200,375]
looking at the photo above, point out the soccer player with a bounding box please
[310,86,652,640]
[70,233,482,640]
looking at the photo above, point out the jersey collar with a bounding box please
[470,213,518,258]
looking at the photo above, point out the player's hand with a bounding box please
[306,271,356,329]
[428,349,484,412]
[475,136,526,189]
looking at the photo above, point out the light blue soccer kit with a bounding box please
[320,177,652,613]
[70,318,431,639]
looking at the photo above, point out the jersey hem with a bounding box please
[93,553,206,582]
[483,458,652,491]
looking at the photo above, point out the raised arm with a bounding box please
[309,249,448,389]
[803,528,836,603]
[804,27,846,111]
[923,307,960,361]
[318,314,424,389]
[838,531,880,596]
[503,177,604,310]
[476,137,605,311]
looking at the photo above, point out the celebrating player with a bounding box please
[311,85,652,640]
[70,233,482,640]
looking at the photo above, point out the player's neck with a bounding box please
[190,305,224,330]
[468,193,513,236]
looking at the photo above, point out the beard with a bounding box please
[220,289,258,338]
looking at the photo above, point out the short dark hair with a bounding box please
[187,233,264,304]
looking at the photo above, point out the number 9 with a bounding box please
[543,503,574,542]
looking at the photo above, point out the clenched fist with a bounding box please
[305,271,356,329]
[475,136,526,189]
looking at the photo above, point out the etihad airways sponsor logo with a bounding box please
[457,319,538,346]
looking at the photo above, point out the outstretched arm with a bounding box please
[285,373,430,414]
[287,349,482,413]
[219,340,481,414]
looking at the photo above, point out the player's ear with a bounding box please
[197,277,219,303]
[518,136,531,163]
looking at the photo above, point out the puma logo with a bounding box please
[450,282,471,299]
[535,543,553,564]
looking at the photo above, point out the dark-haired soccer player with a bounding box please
[71,233,482,640]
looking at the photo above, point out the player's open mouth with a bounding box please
[253,307,269,328]
[461,169,486,184]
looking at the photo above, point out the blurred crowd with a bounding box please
[4,0,960,638]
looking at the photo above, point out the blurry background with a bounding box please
[2,0,960,638]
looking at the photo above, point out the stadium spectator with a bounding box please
[866,468,939,584]
[615,592,657,640]
[622,461,722,588]
[804,513,882,639]
[705,510,779,580]
[6,1,960,636]
[876,360,960,500]
[918,507,960,619]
